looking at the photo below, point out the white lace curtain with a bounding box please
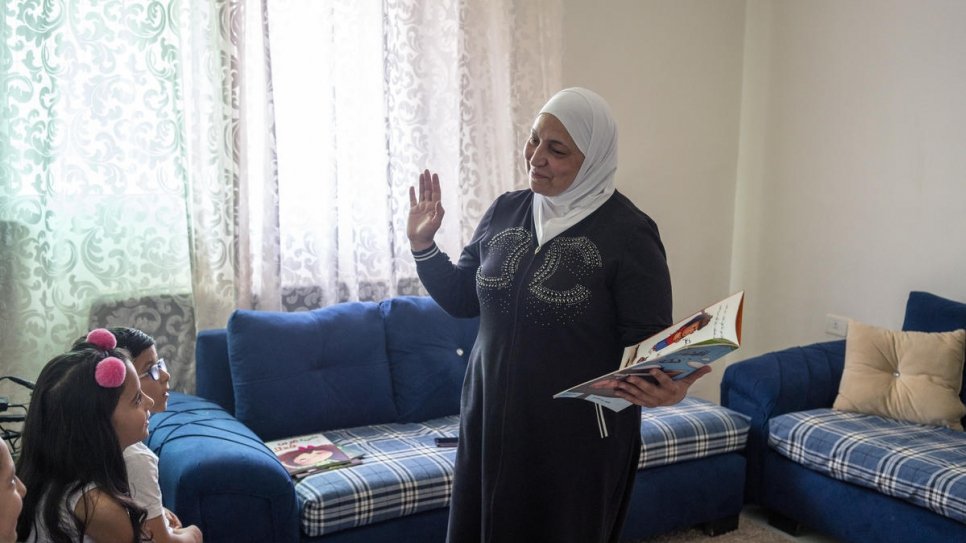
[239,0,563,310]
[0,0,561,396]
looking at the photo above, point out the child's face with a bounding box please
[294,448,334,466]
[0,440,26,543]
[112,361,155,449]
[134,345,169,413]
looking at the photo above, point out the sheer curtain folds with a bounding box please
[0,0,561,397]
[254,0,562,307]
[0,0,232,395]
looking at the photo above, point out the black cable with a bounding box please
[0,376,35,389]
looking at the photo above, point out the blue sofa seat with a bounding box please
[149,296,751,542]
[769,409,966,525]
[637,397,749,469]
[295,416,460,537]
[721,291,966,542]
[291,397,749,538]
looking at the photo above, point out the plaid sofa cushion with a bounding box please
[769,408,966,524]
[638,397,750,469]
[295,416,460,537]
[295,397,749,537]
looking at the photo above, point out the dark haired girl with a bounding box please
[17,330,152,542]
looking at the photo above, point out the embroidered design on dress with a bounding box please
[526,236,602,325]
[477,228,532,313]
[476,229,603,324]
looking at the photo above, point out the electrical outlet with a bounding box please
[825,314,849,337]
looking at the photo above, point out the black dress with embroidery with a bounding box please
[414,189,672,543]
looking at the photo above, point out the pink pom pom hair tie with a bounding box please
[87,328,118,351]
[95,357,127,388]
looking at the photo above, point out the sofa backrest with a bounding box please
[194,296,479,442]
[228,301,396,441]
[382,296,478,423]
[195,328,234,414]
[901,290,966,428]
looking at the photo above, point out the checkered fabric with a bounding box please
[295,416,460,537]
[295,397,749,537]
[638,397,750,469]
[769,408,966,525]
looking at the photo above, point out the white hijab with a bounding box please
[532,87,618,246]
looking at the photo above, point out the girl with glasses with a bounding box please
[110,327,203,543]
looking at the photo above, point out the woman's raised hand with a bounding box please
[408,169,445,252]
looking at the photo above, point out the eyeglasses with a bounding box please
[138,358,167,381]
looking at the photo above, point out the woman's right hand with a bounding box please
[408,169,445,252]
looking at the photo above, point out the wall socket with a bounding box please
[825,314,850,337]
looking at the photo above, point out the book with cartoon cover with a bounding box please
[265,432,361,478]
[554,291,744,412]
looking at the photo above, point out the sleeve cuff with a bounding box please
[412,243,440,262]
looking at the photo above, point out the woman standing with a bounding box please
[408,88,710,542]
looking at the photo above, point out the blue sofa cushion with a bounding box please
[903,291,966,424]
[638,397,750,469]
[381,296,479,423]
[769,408,966,525]
[294,415,460,537]
[227,302,398,441]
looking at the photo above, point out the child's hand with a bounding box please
[145,510,202,542]
[175,525,203,543]
[164,507,182,528]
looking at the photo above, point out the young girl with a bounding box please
[16,329,153,543]
[111,327,203,543]
[1,439,26,543]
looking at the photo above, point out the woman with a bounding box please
[407,87,710,542]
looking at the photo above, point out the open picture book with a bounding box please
[265,432,362,479]
[554,290,744,412]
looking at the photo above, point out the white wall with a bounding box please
[562,0,746,400]
[733,0,966,361]
[562,0,966,402]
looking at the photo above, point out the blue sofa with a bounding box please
[721,291,966,542]
[147,296,751,542]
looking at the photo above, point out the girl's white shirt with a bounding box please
[124,441,165,520]
[25,483,97,543]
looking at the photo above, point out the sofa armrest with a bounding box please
[721,340,846,418]
[147,392,298,543]
[720,340,846,503]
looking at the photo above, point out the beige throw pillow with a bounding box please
[833,321,966,430]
